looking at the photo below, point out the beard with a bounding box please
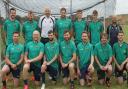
[49,38,54,41]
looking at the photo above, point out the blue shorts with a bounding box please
[62,66,69,78]
[46,65,58,80]
[29,63,41,81]
[8,65,21,79]
[80,65,89,79]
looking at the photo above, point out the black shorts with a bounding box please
[80,65,89,79]
[29,63,41,81]
[46,65,58,80]
[115,63,127,77]
[62,66,69,78]
[97,69,106,80]
[7,65,21,79]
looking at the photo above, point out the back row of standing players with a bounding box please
[0,7,128,89]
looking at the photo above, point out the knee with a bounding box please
[126,63,128,71]
[68,63,74,70]
[23,64,30,71]
[107,65,112,72]
[89,67,94,74]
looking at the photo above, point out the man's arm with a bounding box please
[67,53,76,65]
[16,54,24,66]
[95,56,102,69]
[16,47,24,66]
[106,57,113,67]
[5,56,14,66]
[47,55,58,65]
[30,52,43,62]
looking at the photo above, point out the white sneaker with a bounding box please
[41,83,45,89]
[48,75,52,80]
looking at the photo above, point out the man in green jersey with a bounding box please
[0,32,24,89]
[3,8,20,46]
[41,30,59,89]
[77,31,94,86]
[94,33,113,87]
[55,8,72,43]
[60,30,76,89]
[73,10,87,45]
[22,11,38,44]
[113,31,128,84]
[23,30,44,89]
[88,10,104,46]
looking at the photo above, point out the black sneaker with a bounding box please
[105,77,110,87]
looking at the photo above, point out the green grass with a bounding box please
[0,73,128,89]
[0,25,128,89]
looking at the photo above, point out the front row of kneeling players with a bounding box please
[0,30,128,89]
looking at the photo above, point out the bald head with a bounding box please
[33,30,40,41]
[44,7,51,17]
[111,16,117,23]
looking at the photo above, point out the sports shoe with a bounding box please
[24,85,29,89]
[105,77,110,87]
[41,83,45,89]
[70,83,74,89]
[2,86,6,89]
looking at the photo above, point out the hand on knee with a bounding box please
[41,65,47,73]
[68,63,74,70]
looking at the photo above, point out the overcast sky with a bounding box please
[116,0,128,15]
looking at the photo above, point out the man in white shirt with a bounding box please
[38,7,55,44]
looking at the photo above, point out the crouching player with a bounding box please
[113,31,128,84]
[41,30,59,89]
[23,30,44,89]
[77,31,94,86]
[94,33,113,87]
[60,31,76,89]
[0,32,24,89]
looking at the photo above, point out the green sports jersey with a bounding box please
[55,18,72,43]
[6,43,24,64]
[113,42,128,65]
[25,41,44,67]
[45,41,59,69]
[60,40,76,64]
[94,42,112,66]
[73,19,87,44]
[22,20,38,43]
[77,42,93,69]
[88,21,103,46]
[3,19,20,45]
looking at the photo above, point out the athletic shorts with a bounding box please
[29,63,41,81]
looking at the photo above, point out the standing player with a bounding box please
[38,7,55,45]
[22,11,38,44]
[73,10,87,45]
[88,10,104,47]
[107,16,122,47]
[3,8,20,46]
[0,32,24,89]
[55,8,72,43]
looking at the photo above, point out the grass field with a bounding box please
[0,25,128,89]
